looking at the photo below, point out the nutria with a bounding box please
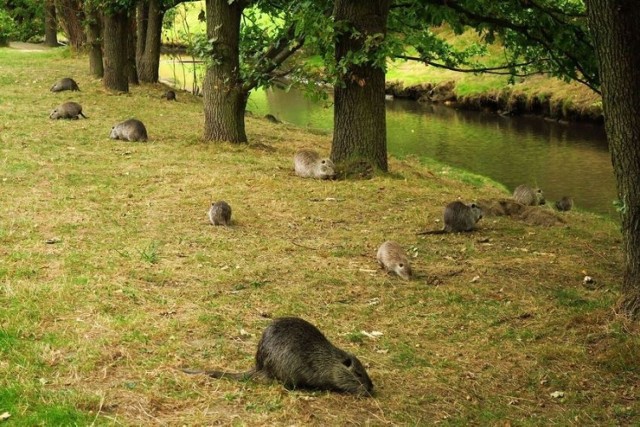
[183,317,374,396]
[475,198,526,217]
[294,149,335,179]
[418,201,483,234]
[208,201,232,226]
[512,185,545,206]
[554,196,574,212]
[162,90,176,101]
[376,241,412,280]
[109,119,148,142]
[50,77,80,92]
[264,114,281,123]
[49,102,87,120]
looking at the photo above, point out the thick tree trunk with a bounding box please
[331,0,390,174]
[136,0,165,83]
[202,0,248,143]
[44,0,59,47]
[586,0,640,319]
[85,5,103,77]
[128,14,139,85]
[103,10,130,92]
[54,0,86,51]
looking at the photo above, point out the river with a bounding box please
[158,61,617,218]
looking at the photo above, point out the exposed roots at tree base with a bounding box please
[616,292,640,321]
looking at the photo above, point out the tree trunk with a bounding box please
[136,0,165,83]
[44,0,59,47]
[331,0,391,174]
[103,10,130,92]
[586,0,640,319]
[54,0,86,51]
[85,5,103,77]
[202,0,248,143]
[128,14,139,85]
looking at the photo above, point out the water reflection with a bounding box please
[248,88,616,218]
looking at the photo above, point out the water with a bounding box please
[247,87,617,218]
[158,61,617,218]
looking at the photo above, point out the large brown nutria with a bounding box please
[475,198,527,217]
[183,317,374,396]
[376,241,412,280]
[554,196,574,212]
[208,201,232,226]
[49,102,87,120]
[513,185,545,206]
[109,119,148,142]
[419,201,483,234]
[50,78,80,92]
[294,149,335,179]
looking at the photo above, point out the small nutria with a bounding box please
[554,196,574,212]
[376,241,412,280]
[512,184,545,206]
[208,200,232,226]
[50,77,80,92]
[109,119,148,142]
[162,90,176,101]
[264,114,281,123]
[183,317,374,396]
[294,149,335,179]
[419,201,483,234]
[49,101,87,120]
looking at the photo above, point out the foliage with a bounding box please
[0,8,16,44]
[0,0,44,41]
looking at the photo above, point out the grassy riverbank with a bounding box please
[1,46,638,425]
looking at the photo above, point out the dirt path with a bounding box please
[6,41,52,52]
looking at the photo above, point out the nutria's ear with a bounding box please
[342,357,353,368]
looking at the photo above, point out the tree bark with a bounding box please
[202,0,248,143]
[103,10,130,92]
[44,0,59,47]
[331,0,391,174]
[586,0,640,319]
[85,5,103,77]
[54,0,86,51]
[136,0,166,83]
[128,14,139,85]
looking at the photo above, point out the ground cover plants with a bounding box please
[0,46,638,425]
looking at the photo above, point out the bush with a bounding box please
[0,9,16,46]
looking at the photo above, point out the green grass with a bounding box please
[0,46,637,425]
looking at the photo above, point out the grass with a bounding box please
[0,45,638,426]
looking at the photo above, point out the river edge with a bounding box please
[385,79,603,124]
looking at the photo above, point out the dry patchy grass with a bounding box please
[0,46,638,426]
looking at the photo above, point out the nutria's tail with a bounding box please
[416,229,447,235]
[181,368,256,381]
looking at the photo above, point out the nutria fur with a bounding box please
[476,198,527,217]
[518,206,566,226]
[183,317,374,396]
[376,241,412,280]
[555,196,574,212]
[264,114,281,123]
[50,78,80,92]
[208,201,232,226]
[419,201,483,234]
[109,119,148,142]
[513,185,545,206]
[162,90,176,101]
[49,102,87,120]
[294,149,335,179]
